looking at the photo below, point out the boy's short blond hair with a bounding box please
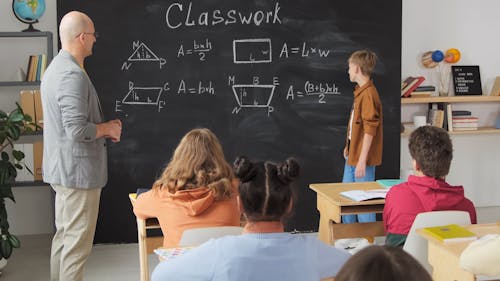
[349,50,377,77]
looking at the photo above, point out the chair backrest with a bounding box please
[403,210,471,273]
[179,226,244,247]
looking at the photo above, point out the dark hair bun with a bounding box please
[275,158,300,184]
[233,156,257,183]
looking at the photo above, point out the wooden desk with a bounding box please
[309,182,385,244]
[417,223,500,281]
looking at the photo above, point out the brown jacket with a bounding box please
[345,80,383,166]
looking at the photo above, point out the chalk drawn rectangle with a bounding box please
[233,39,272,64]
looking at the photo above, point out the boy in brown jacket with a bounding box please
[342,50,383,223]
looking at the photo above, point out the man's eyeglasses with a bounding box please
[76,32,99,39]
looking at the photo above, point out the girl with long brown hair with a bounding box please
[133,128,240,247]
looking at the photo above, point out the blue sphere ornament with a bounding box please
[431,50,444,63]
[12,0,46,32]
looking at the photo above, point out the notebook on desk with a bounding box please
[376,179,404,189]
[340,189,388,202]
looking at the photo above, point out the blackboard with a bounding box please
[452,65,483,95]
[57,0,402,244]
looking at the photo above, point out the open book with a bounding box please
[340,189,388,202]
[421,224,477,243]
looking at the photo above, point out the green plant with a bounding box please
[0,103,37,259]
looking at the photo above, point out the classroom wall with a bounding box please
[401,0,500,222]
[0,0,498,235]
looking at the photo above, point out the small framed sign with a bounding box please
[451,65,482,95]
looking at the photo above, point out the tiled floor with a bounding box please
[1,234,159,281]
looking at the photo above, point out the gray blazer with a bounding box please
[41,50,107,189]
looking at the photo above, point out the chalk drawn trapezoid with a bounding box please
[232,84,275,108]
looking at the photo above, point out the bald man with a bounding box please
[41,11,122,281]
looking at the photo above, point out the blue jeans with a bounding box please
[341,160,376,223]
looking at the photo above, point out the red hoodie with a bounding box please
[133,180,241,247]
[383,175,477,235]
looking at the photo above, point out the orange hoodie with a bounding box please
[133,180,241,248]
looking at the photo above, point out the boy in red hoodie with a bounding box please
[383,126,476,246]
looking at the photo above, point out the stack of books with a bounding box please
[411,86,436,98]
[26,54,48,82]
[401,76,425,97]
[452,110,478,131]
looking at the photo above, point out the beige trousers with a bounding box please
[50,184,101,281]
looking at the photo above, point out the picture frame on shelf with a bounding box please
[451,65,482,96]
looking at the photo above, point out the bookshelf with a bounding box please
[401,95,500,104]
[0,32,52,187]
[0,31,53,86]
[401,95,500,135]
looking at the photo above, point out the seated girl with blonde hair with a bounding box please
[133,128,241,248]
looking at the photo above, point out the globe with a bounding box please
[12,0,46,32]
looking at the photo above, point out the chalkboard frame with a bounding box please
[57,0,402,244]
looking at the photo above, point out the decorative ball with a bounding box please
[445,48,461,63]
[431,50,444,62]
[421,51,438,68]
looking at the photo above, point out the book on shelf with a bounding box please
[414,85,436,92]
[453,122,478,128]
[40,54,47,80]
[25,56,33,81]
[489,76,500,96]
[452,116,478,122]
[421,224,477,243]
[401,76,414,91]
[446,104,453,132]
[29,55,39,81]
[25,54,47,82]
[428,109,444,128]
[340,189,388,202]
[453,127,478,131]
[401,76,425,97]
[35,54,42,81]
[410,91,433,98]
[452,110,472,117]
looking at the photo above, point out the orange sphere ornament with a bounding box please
[444,48,461,63]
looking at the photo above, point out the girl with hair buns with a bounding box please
[133,128,240,248]
[152,156,350,281]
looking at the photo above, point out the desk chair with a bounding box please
[129,193,163,281]
[179,226,244,247]
[403,210,471,273]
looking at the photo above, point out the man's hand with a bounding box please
[107,119,122,142]
[96,119,122,142]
